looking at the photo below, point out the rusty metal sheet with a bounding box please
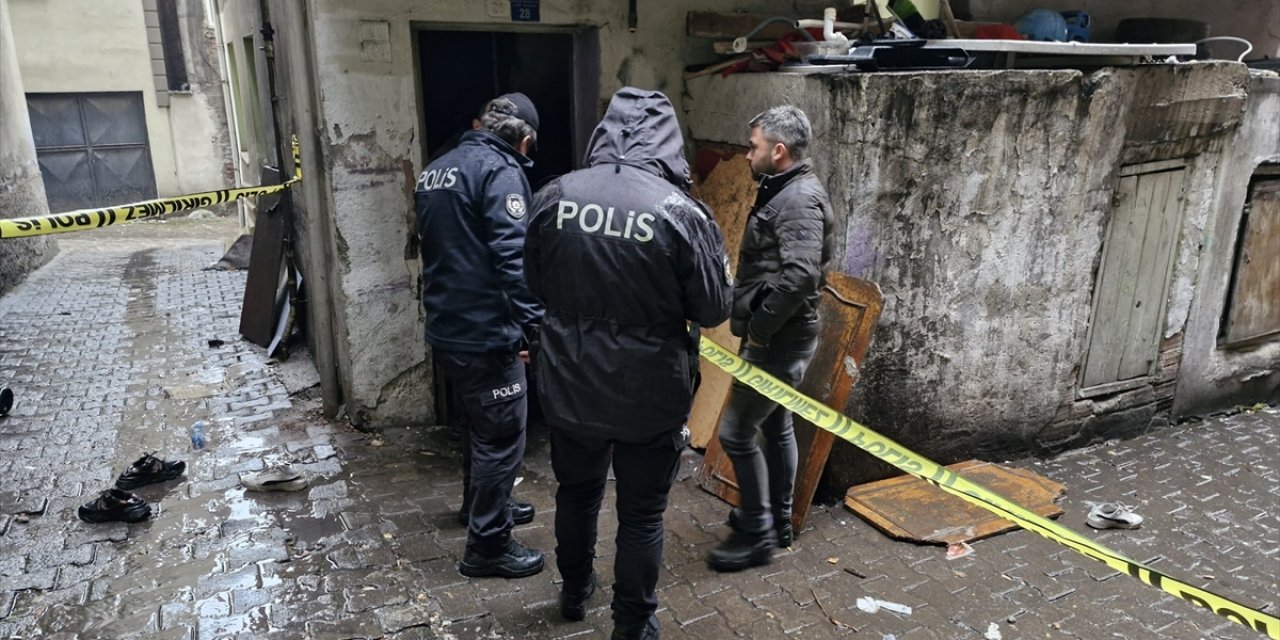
[843,459,1065,545]
[698,271,884,530]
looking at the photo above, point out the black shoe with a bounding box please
[115,453,186,490]
[727,508,793,548]
[560,571,596,621]
[610,614,659,640]
[456,501,536,526]
[78,488,152,523]
[458,538,545,578]
[706,528,776,573]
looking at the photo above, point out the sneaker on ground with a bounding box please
[1086,502,1143,529]
[115,453,186,490]
[240,464,308,492]
[78,488,152,523]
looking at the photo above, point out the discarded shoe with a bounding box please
[115,453,186,489]
[240,464,308,492]
[456,500,535,526]
[706,528,777,573]
[728,507,793,548]
[1087,502,1143,530]
[560,571,596,621]
[458,537,545,578]
[78,488,152,523]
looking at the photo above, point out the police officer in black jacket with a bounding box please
[525,87,732,640]
[706,105,835,572]
[415,93,545,579]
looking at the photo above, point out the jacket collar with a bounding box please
[756,160,812,205]
[462,129,533,169]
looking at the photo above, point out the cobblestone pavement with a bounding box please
[0,219,1276,640]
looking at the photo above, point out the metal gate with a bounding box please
[25,92,157,212]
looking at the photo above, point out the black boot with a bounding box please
[706,528,777,573]
[457,500,536,526]
[727,508,793,548]
[610,613,659,640]
[458,538,545,578]
[560,571,596,621]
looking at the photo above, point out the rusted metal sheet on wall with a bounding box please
[697,272,883,530]
[1223,177,1280,346]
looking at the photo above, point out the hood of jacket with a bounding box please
[584,87,690,190]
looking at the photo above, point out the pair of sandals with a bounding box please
[77,454,186,523]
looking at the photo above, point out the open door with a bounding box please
[697,272,883,531]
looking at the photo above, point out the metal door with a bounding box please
[26,92,157,212]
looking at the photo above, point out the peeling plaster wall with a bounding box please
[1174,73,1280,416]
[301,0,836,426]
[687,63,1264,490]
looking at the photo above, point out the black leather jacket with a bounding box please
[730,161,835,345]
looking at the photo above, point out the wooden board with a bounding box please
[1224,179,1280,344]
[697,272,883,531]
[689,145,754,449]
[844,460,1065,545]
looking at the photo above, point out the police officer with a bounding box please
[525,87,732,640]
[415,93,544,579]
[706,105,835,572]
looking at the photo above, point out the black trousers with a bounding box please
[436,349,528,554]
[551,427,685,628]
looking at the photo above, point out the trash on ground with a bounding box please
[856,596,912,615]
[115,453,187,489]
[191,420,209,449]
[241,464,308,492]
[946,541,975,560]
[985,622,1003,639]
[78,488,151,523]
[1086,502,1143,529]
[0,387,12,417]
[207,338,225,348]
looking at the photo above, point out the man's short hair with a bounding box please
[749,105,812,162]
[480,97,538,150]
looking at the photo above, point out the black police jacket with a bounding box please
[525,88,732,442]
[730,161,835,345]
[415,130,542,353]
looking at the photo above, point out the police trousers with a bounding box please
[436,348,528,554]
[716,328,819,534]
[551,427,685,628]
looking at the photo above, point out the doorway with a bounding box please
[416,26,599,425]
[416,28,599,188]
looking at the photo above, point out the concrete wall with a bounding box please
[9,0,232,198]
[966,0,1280,59]
[1174,73,1280,416]
[0,0,57,295]
[289,0,836,426]
[686,63,1271,490]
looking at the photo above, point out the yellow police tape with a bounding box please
[698,335,1279,638]
[0,137,302,240]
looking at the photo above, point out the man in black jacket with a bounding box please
[707,105,835,573]
[525,87,731,640]
[415,93,544,579]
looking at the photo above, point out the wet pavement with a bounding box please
[0,218,1276,640]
